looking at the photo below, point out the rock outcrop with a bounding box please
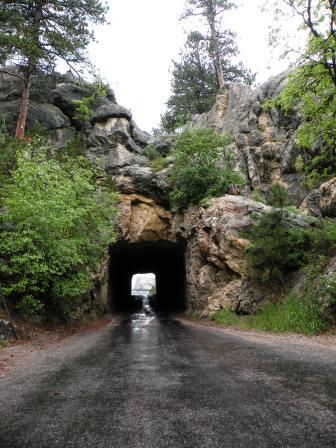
[173,195,274,315]
[2,67,334,319]
[191,72,306,204]
[0,319,16,340]
[117,194,172,242]
[300,178,336,218]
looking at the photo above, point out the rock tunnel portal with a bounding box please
[109,240,186,313]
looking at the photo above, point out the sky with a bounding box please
[87,0,299,132]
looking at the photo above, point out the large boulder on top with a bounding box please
[91,104,132,124]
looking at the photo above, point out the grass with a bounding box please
[0,336,9,348]
[211,294,328,336]
[211,308,240,326]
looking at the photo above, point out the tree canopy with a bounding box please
[0,140,117,318]
[0,0,108,139]
[266,0,336,186]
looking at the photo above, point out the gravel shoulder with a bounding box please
[0,315,121,378]
[178,316,336,351]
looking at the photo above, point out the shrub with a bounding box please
[143,144,158,160]
[0,145,117,318]
[169,128,244,209]
[0,128,22,200]
[245,184,310,284]
[245,294,327,335]
[150,156,168,173]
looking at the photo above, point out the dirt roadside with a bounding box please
[0,315,120,378]
[178,316,336,351]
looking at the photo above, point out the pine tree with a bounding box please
[0,1,108,139]
[161,1,254,131]
[182,0,239,88]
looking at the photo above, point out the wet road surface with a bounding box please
[0,311,336,448]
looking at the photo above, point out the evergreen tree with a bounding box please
[0,1,108,139]
[182,0,244,88]
[161,2,254,131]
[161,32,218,132]
[245,183,307,286]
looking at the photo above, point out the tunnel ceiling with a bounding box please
[109,240,186,312]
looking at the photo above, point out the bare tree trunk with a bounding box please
[15,62,34,140]
[207,7,225,88]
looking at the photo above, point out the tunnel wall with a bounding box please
[109,240,186,313]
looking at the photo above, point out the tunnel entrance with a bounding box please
[109,240,186,313]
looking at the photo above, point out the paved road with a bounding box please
[0,312,336,448]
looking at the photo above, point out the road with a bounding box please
[0,311,336,448]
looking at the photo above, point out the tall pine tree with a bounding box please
[0,1,108,139]
[161,15,254,132]
[182,0,240,88]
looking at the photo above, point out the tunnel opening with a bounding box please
[109,240,186,313]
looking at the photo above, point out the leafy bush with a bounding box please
[143,144,158,160]
[73,80,108,134]
[150,157,168,173]
[169,129,244,209]
[0,127,22,199]
[0,145,117,318]
[307,219,336,257]
[245,294,327,335]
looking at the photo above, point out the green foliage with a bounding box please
[245,210,309,284]
[265,1,336,186]
[143,145,169,173]
[169,128,244,209]
[306,218,336,257]
[0,145,117,317]
[0,127,20,197]
[73,80,108,126]
[245,294,327,335]
[150,157,168,173]
[325,274,336,308]
[211,308,239,326]
[211,294,328,335]
[251,187,266,204]
[245,183,309,284]
[267,182,291,209]
[0,1,108,72]
[143,144,159,160]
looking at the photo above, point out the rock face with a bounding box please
[0,319,16,340]
[191,72,307,204]
[2,67,334,319]
[117,194,173,242]
[300,178,336,218]
[173,195,274,315]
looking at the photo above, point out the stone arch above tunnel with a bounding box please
[117,194,173,243]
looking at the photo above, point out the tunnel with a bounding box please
[109,240,186,313]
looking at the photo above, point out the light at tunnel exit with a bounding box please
[131,273,156,296]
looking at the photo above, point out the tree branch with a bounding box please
[0,69,24,80]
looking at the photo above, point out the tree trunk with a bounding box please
[15,62,34,140]
[207,8,225,88]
